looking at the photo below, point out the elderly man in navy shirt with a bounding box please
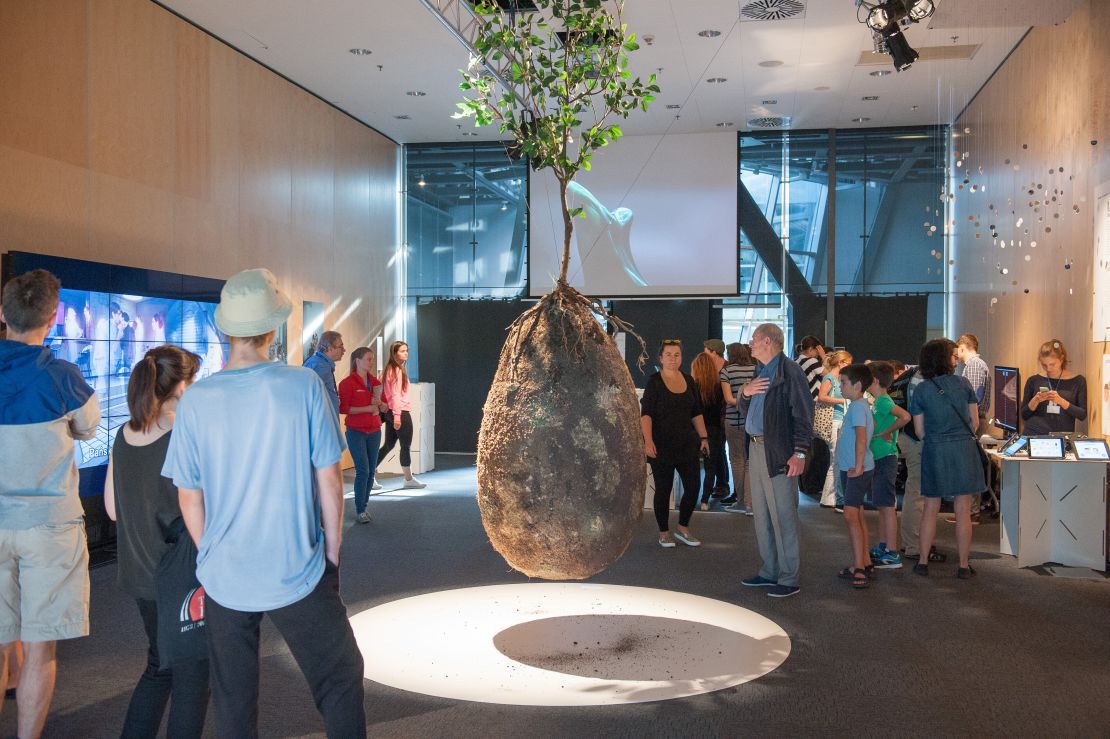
[737,323,814,598]
[304,331,345,415]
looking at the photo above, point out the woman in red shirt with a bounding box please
[339,346,384,523]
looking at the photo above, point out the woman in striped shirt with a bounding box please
[720,342,757,514]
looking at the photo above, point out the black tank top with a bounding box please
[111,429,181,600]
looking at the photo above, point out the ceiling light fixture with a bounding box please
[394,114,411,120]
[705,77,727,83]
[862,95,880,101]
[406,90,427,97]
[869,70,892,77]
[758,60,784,68]
[814,86,831,91]
[715,122,735,127]
[417,175,426,187]
[852,117,871,123]
[665,104,681,109]
[349,48,372,56]
[857,0,935,72]
[698,29,722,38]
[761,99,778,105]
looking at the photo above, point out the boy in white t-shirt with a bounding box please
[836,364,876,589]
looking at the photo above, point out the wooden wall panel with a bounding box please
[0,0,88,168]
[950,0,1107,435]
[88,0,177,190]
[0,0,400,371]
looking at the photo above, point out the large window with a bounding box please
[739,126,948,335]
[405,143,528,298]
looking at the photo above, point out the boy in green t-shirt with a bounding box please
[867,362,912,569]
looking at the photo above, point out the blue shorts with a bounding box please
[871,455,898,508]
[839,468,875,508]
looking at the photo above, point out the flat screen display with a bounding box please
[1072,438,1110,461]
[993,365,1020,432]
[1028,437,1066,459]
[1001,436,1028,456]
[45,288,227,469]
[528,132,738,298]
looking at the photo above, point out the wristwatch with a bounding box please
[793,451,807,460]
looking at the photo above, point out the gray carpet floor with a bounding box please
[5,455,1110,738]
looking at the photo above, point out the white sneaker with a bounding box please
[402,478,426,489]
[371,480,382,490]
[356,511,371,524]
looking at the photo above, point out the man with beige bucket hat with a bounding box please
[164,268,366,737]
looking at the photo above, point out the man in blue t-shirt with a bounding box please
[164,269,365,737]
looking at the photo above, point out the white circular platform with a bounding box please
[350,583,791,706]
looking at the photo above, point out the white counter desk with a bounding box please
[994,452,1109,570]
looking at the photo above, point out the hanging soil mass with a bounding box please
[477,282,645,580]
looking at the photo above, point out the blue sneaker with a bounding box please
[741,575,778,588]
[874,549,903,569]
[767,585,801,598]
[869,544,883,562]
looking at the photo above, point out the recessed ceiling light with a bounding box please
[394,114,411,120]
[761,99,778,105]
[715,121,735,127]
[705,77,727,83]
[406,90,426,97]
[665,104,681,109]
[862,95,880,101]
[758,60,784,68]
[698,29,722,38]
[349,48,372,56]
[814,85,831,91]
[851,116,871,123]
[462,131,479,137]
[869,70,892,77]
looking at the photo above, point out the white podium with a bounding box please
[996,453,1108,570]
[378,383,435,475]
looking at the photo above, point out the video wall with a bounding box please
[46,289,227,468]
[3,252,227,474]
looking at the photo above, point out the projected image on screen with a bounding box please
[46,288,227,468]
[993,366,1020,432]
[529,132,738,297]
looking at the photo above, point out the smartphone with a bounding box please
[1038,386,1049,393]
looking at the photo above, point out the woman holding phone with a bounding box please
[1020,339,1087,435]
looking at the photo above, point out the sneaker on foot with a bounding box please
[725,502,747,513]
[834,506,844,514]
[873,549,903,569]
[658,537,676,549]
[371,480,383,491]
[741,575,778,587]
[674,530,701,547]
[402,478,426,489]
[766,585,800,598]
[356,511,372,524]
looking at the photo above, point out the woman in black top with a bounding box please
[1020,339,1088,434]
[105,345,209,738]
[641,340,711,548]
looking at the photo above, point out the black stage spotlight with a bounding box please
[883,30,920,72]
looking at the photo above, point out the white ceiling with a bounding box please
[157,0,1047,144]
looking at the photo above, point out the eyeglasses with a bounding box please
[661,339,682,346]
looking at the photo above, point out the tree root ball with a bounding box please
[477,284,645,580]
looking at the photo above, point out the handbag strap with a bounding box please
[928,378,977,441]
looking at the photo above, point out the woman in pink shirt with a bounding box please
[377,341,425,489]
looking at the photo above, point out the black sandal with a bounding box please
[957,565,977,579]
[838,566,871,588]
[913,563,929,576]
[928,546,947,563]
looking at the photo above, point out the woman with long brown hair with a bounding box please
[104,345,209,737]
[720,341,757,514]
[377,340,425,488]
[690,353,725,511]
[339,346,385,522]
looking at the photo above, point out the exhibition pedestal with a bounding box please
[378,383,436,475]
[995,453,1109,570]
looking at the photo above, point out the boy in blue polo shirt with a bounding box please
[836,364,875,589]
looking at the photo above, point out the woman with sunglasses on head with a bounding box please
[104,345,209,738]
[641,339,711,548]
[377,341,425,489]
[1020,339,1087,435]
[339,346,386,523]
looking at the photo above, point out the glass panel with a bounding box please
[405,142,528,298]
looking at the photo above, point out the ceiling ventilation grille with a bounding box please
[739,0,806,22]
[747,116,792,129]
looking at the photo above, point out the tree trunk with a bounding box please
[557,177,573,284]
